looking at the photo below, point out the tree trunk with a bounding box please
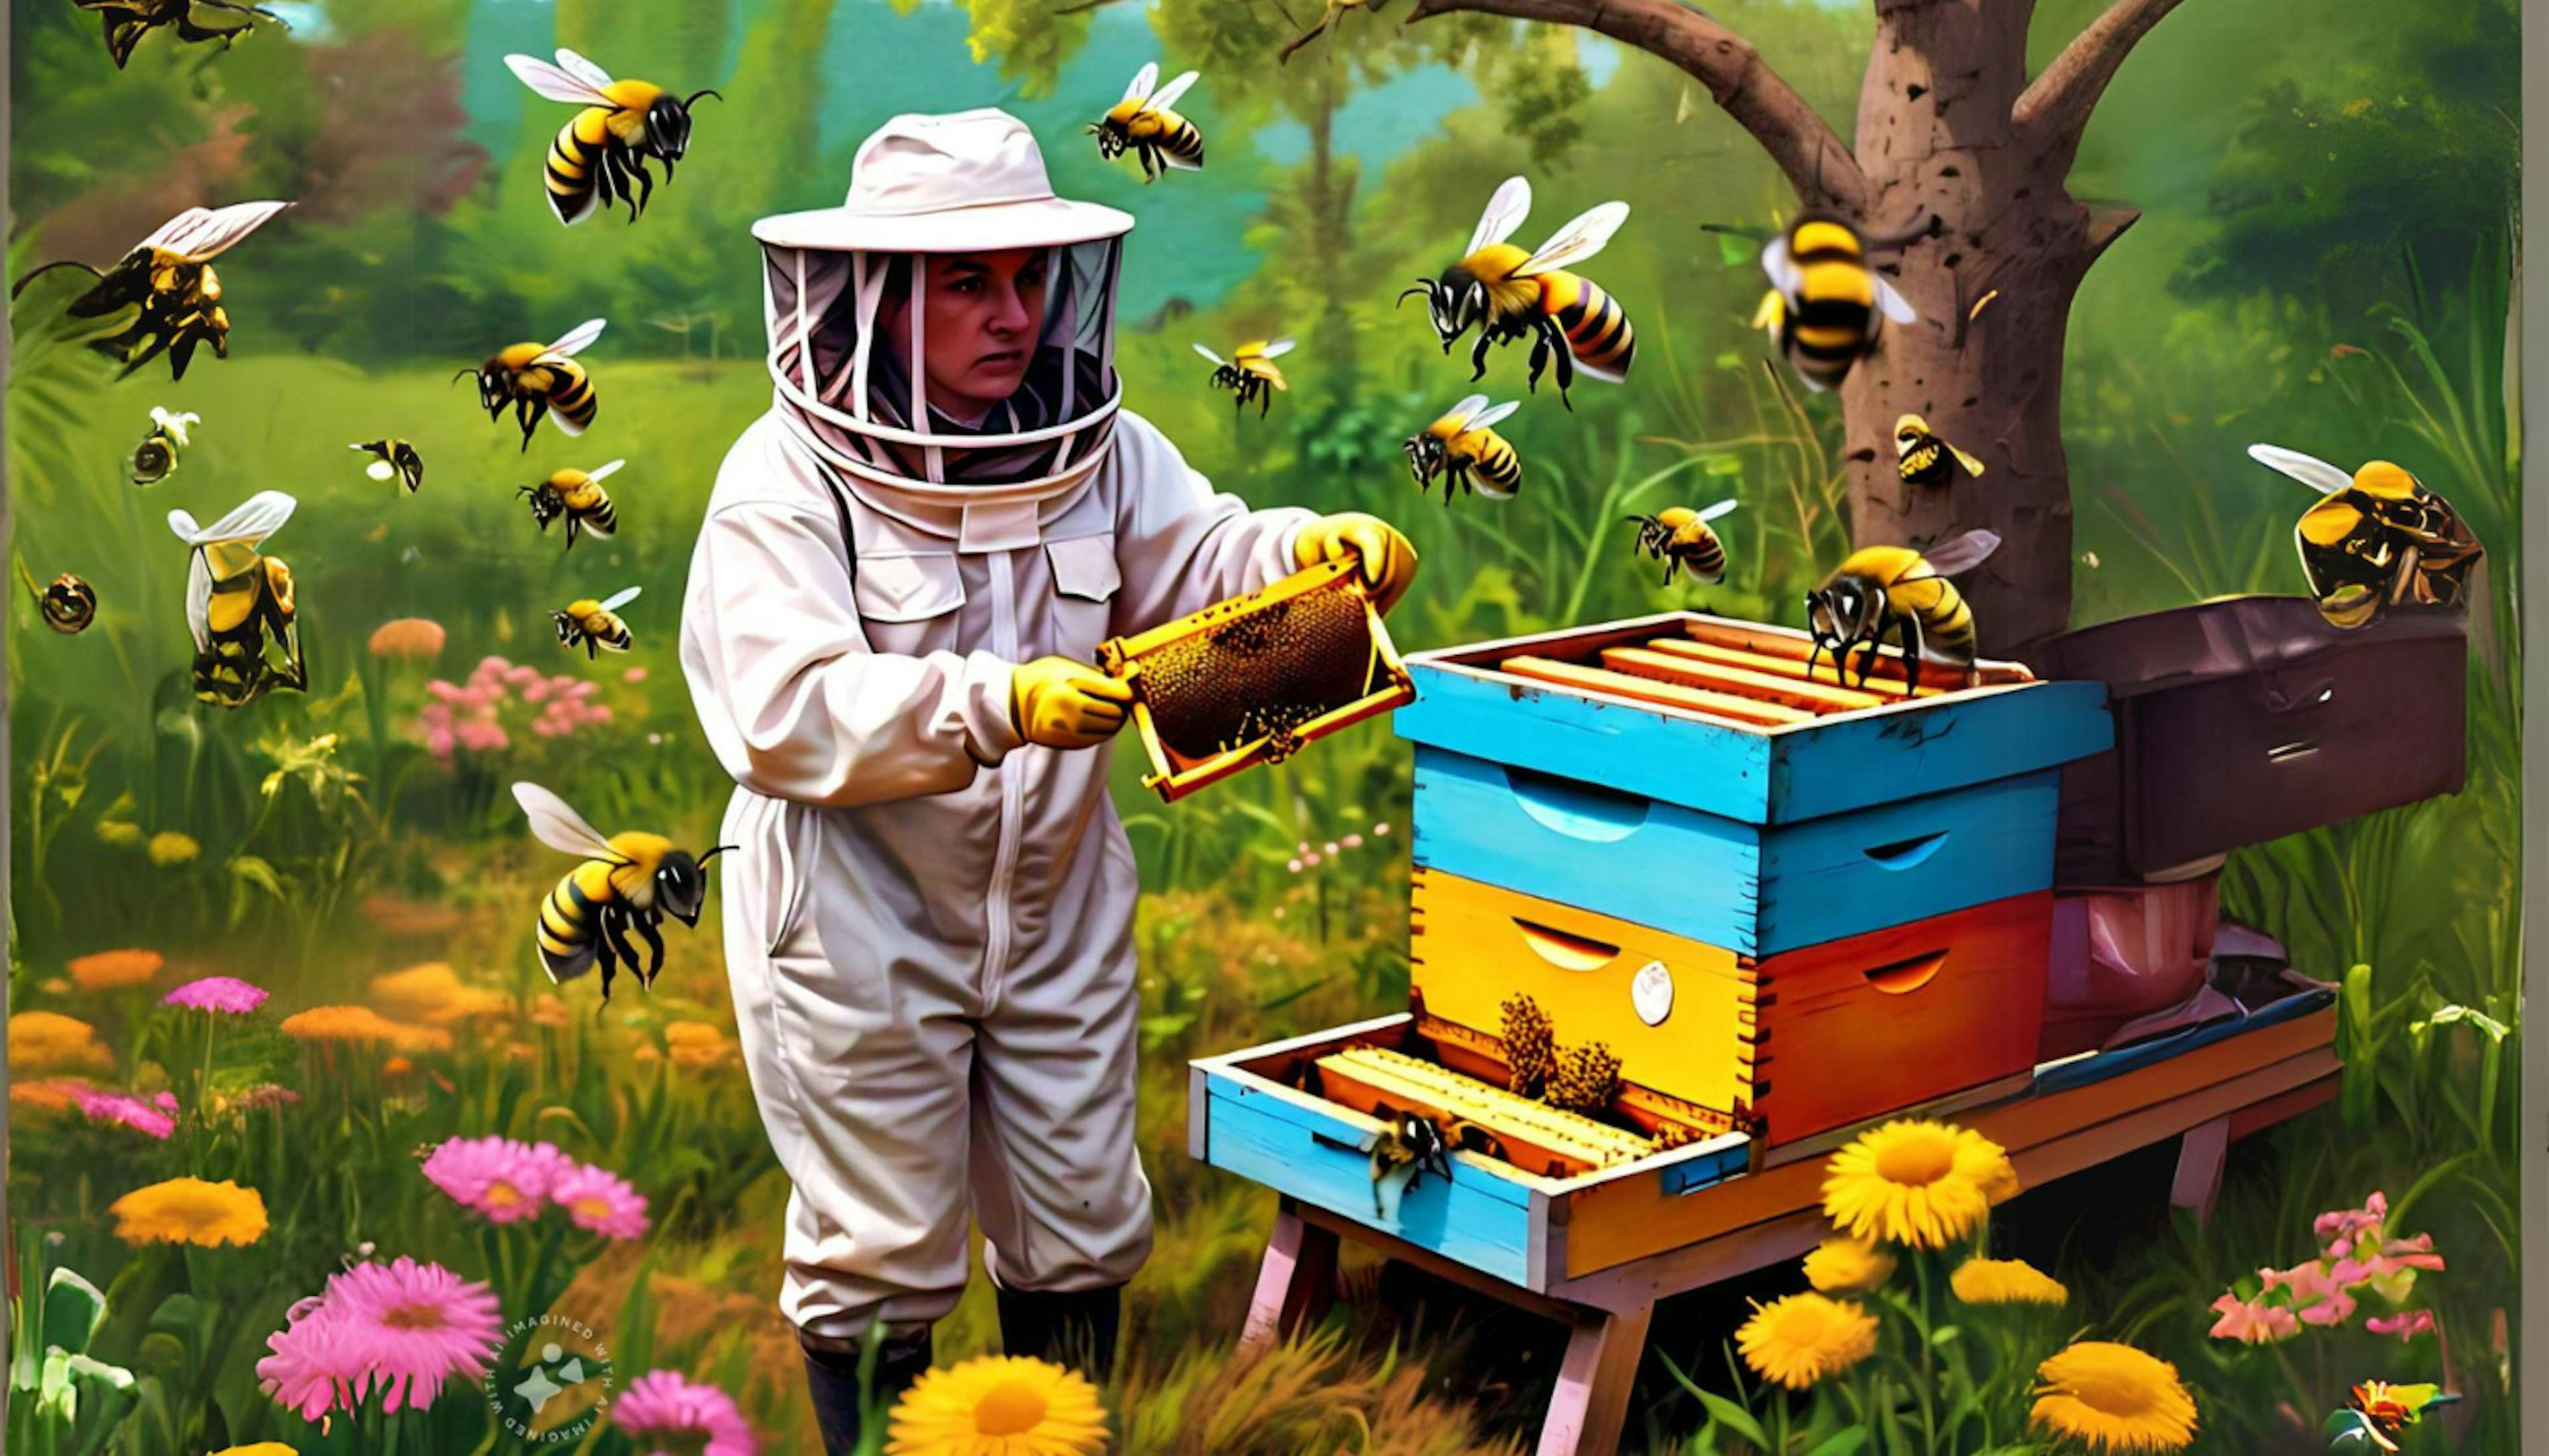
[1841,0,2120,658]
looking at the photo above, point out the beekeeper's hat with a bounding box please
[755,109,1133,253]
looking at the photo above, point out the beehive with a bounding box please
[1100,559,1413,801]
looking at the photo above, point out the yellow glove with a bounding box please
[1294,512,1418,615]
[1010,656,1134,750]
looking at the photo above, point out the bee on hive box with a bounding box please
[1806,529,2000,689]
[1401,177,1634,409]
[2247,443,2482,629]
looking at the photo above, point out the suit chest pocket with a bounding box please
[853,553,967,657]
[1045,533,1122,657]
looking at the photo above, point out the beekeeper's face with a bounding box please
[880,248,1051,423]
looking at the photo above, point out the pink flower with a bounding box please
[2367,1309,2437,1342]
[456,722,510,754]
[1342,834,1364,849]
[613,1370,759,1456]
[74,1088,175,1139]
[587,705,613,723]
[522,678,552,703]
[420,1136,571,1224]
[427,680,465,703]
[417,701,451,727]
[163,976,270,1015]
[2315,1191,2388,1247]
[564,680,597,699]
[2262,1262,2356,1327]
[425,727,457,760]
[256,1258,502,1418]
[507,665,541,686]
[622,666,648,684]
[550,1162,650,1240]
[2208,1293,2301,1345]
[477,656,511,678]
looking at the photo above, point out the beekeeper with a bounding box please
[678,108,1417,1448]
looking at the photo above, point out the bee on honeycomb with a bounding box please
[1547,1041,1622,1114]
[1501,993,1557,1100]
[1138,583,1377,764]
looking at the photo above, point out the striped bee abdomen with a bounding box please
[544,109,616,225]
[1550,277,1636,380]
[536,861,615,980]
[546,360,597,434]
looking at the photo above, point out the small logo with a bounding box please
[485,1312,615,1443]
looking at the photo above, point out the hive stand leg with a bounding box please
[1536,1302,1654,1456]
[1238,1204,1340,1360]
[2170,1115,2232,1228]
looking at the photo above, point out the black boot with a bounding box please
[994,1283,1123,1382]
[800,1327,934,1456]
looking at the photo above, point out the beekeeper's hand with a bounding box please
[1010,656,1134,749]
[1295,512,1419,615]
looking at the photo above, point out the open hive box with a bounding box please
[1100,559,1414,802]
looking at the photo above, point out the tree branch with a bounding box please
[2013,0,2193,166]
[1407,0,1867,214]
[2084,204,2140,262]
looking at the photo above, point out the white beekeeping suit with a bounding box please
[678,108,1413,1429]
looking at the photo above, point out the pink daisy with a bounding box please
[75,1088,176,1139]
[420,1136,572,1224]
[550,1162,651,1240]
[257,1258,501,1418]
[614,1370,759,1456]
[163,976,270,1015]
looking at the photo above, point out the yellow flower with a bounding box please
[1820,1120,2017,1250]
[370,962,512,1024]
[664,1020,735,1068]
[1802,1236,1896,1293]
[147,832,200,866]
[9,1011,113,1076]
[110,1177,269,1248]
[70,948,165,991]
[96,820,145,847]
[280,1005,453,1053]
[1954,1257,2068,1307]
[886,1354,1109,1456]
[1735,1293,1878,1392]
[2030,1341,2198,1453]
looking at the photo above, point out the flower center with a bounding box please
[573,1197,613,1220]
[973,1378,1050,1435]
[487,1181,524,1207]
[382,1302,447,1331]
[1875,1137,1957,1187]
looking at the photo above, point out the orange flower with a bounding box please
[10,1011,113,1076]
[69,948,165,991]
[11,1078,90,1118]
[280,1005,453,1053]
[384,1056,416,1078]
[530,994,572,1029]
[370,962,512,1025]
[664,1020,735,1068]
[368,617,447,660]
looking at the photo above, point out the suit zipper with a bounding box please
[981,552,1023,1008]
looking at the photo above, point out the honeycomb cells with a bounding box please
[1138,583,1377,762]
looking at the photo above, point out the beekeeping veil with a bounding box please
[755,109,1133,548]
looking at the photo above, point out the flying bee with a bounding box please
[129,407,200,486]
[1894,414,1985,489]
[2248,443,2483,630]
[12,200,293,382]
[1806,529,2000,690]
[556,585,641,659]
[168,491,306,708]
[505,49,720,226]
[1400,177,1635,408]
[460,318,605,452]
[1404,394,1522,504]
[512,782,730,1003]
[17,564,96,634]
[520,459,624,549]
[1192,338,1293,417]
[1752,214,1918,392]
[351,439,425,494]
[1628,500,1740,585]
[1089,62,1203,182]
[73,0,284,69]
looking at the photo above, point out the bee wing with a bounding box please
[545,317,608,358]
[1192,342,1227,366]
[1467,176,1533,257]
[1919,529,2001,577]
[366,461,396,482]
[587,459,627,482]
[1474,476,1517,500]
[1871,275,1919,325]
[1515,201,1628,279]
[2248,443,2354,495]
[1442,392,1491,431]
[1122,60,1158,104]
[599,585,643,612]
[143,200,291,261]
[554,48,620,94]
[1468,400,1520,430]
[175,490,297,548]
[512,782,627,862]
[1695,498,1740,523]
[1949,443,1987,478]
[1259,338,1297,358]
[1143,69,1199,113]
[1759,235,1802,296]
[506,52,615,107]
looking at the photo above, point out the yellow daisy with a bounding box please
[1735,1293,1878,1392]
[69,948,165,991]
[2030,1341,2198,1453]
[147,832,200,866]
[9,1011,114,1076]
[886,1354,1109,1456]
[110,1177,270,1248]
[1802,1236,1896,1293]
[1820,1120,2017,1250]
[1954,1257,2068,1306]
